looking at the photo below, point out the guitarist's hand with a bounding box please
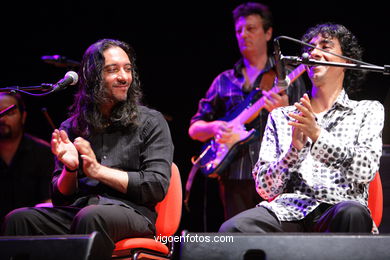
[213,121,234,144]
[263,90,289,112]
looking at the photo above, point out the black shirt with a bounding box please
[52,105,174,223]
[0,134,54,222]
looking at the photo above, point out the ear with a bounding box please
[265,27,273,42]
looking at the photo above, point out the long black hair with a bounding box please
[69,39,142,137]
[301,23,365,93]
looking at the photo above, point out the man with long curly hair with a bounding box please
[220,23,384,233]
[2,39,174,258]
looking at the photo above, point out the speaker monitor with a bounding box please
[180,233,390,260]
[0,232,108,260]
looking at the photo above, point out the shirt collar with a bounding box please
[333,89,355,109]
[288,88,354,114]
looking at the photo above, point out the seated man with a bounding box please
[2,39,174,259]
[220,23,384,233]
[0,92,53,225]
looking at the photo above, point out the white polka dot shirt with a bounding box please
[252,89,384,221]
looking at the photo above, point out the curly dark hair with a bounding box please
[232,2,273,32]
[301,23,365,93]
[69,39,142,137]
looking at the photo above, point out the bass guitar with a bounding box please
[194,64,306,178]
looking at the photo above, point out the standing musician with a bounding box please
[188,2,306,221]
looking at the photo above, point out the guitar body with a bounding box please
[199,123,258,178]
[195,64,306,178]
[198,88,262,177]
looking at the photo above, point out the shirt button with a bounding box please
[103,155,107,160]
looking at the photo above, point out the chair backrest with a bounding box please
[154,163,182,236]
[368,172,383,227]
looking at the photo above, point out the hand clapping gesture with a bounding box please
[51,129,101,178]
[288,94,321,150]
[51,129,79,171]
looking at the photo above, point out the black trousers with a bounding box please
[2,204,154,259]
[219,201,373,233]
[219,179,263,220]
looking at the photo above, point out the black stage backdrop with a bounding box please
[1,1,389,234]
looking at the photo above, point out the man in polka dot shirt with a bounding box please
[219,23,384,233]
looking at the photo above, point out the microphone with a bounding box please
[41,55,81,68]
[51,71,79,92]
[273,38,290,89]
[282,53,311,66]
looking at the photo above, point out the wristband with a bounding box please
[65,166,78,172]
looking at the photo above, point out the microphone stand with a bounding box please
[275,35,390,76]
[283,56,390,75]
[0,84,55,96]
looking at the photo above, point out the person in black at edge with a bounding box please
[2,39,174,259]
[0,92,53,225]
[188,2,306,221]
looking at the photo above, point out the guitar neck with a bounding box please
[237,64,306,124]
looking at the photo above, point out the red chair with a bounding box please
[112,163,183,259]
[368,171,383,227]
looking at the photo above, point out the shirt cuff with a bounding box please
[126,171,141,202]
[284,142,310,166]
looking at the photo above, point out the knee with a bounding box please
[325,201,372,233]
[219,207,274,233]
[73,205,103,226]
[219,218,239,232]
[219,215,255,233]
[4,208,33,225]
[72,205,110,233]
[2,208,36,235]
[335,201,370,220]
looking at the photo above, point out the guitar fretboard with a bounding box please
[238,64,306,124]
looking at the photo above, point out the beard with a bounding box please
[106,87,129,105]
[100,80,130,103]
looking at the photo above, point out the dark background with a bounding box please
[1,1,389,234]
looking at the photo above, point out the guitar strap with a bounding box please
[258,68,276,92]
